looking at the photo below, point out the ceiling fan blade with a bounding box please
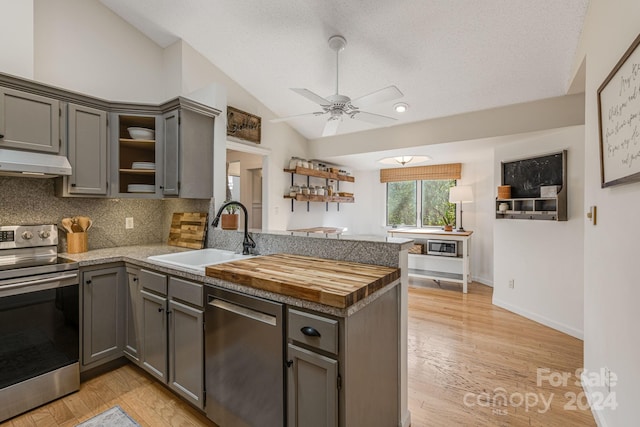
[351,85,403,108]
[322,117,342,137]
[270,111,327,123]
[351,111,397,125]
[291,88,332,106]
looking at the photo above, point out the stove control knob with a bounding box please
[38,230,51,239]
[21,231,33,240]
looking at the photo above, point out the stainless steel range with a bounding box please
[0,224,80,422]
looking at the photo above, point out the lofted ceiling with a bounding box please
[99,0,589,141]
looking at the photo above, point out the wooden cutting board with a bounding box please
[168,212,208,249]
[205,254,400,308]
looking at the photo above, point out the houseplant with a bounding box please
[220,204,239,230]
[441,210,455,232]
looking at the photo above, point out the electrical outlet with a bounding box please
[508,279,515,289]
[125,217,134,229]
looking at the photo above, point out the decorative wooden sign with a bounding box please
[598,32,640,187]
[227,106,261,144]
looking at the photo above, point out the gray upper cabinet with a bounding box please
[67,103,108,195]
[162,109,179,196]
[81,265,125,370]
[162,108,214,198]
[0,87,60,153]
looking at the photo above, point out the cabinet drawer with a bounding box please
[168,277,203,307]
[140,269,167,295]
[288,309,338,355]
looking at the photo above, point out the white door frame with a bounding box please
[226,139,271,230]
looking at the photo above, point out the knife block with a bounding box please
[67,232,88,254]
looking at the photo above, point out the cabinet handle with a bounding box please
[133,277,138,282]
[158,307,164,313]
[159,186,164,189]
[71,183,76,187]
[0,134,4,139]
[286,360,293,368]
[300,326,321,337]
[85,280,92,284]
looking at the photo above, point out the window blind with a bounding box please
[379,163,462,183]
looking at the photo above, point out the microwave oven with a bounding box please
[426,239,458,257]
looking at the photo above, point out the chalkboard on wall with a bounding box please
[502,152,564,198]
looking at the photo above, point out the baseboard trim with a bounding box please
[492,297,583,339]
[581,372,609,427]
[472,276,493,287]
[399,410,411,427]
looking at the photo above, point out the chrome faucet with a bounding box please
[212,201,256,255]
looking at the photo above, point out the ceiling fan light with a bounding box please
[394,102,409,113]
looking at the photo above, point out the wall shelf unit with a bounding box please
[116,115,157,196]
[284,167,355,212]
[387,228,473,293]
[496,150,567,221]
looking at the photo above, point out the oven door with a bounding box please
[0,271,80,421]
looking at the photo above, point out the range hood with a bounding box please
[0,148,72,177]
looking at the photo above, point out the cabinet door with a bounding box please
[0,88,60,153]
[67,104,108,194]
[168,299,204,409]
[178,108,214,198]
[141,289,168,382]
[162,109,179,196]
[82,267,125,367]
[287,344,338,427]
[124,270,141,363]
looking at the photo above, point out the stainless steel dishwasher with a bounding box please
[205,285,284,427]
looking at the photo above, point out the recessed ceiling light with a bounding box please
[393,102,409,113]
[378,155,430,166]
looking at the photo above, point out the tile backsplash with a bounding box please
[0,177,209,251]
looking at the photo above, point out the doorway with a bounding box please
[226,142,269,230]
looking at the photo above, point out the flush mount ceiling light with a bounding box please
[378,155,430,166]
[393,102,409,113]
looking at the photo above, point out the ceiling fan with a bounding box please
[271,35,404,137]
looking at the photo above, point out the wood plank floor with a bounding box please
[408,280,595,426]
[2,281,595,426]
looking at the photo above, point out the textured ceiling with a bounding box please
[100,0,588,140]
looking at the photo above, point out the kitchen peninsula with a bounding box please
[61,230,413,427]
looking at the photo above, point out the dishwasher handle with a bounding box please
[209,297,277,326]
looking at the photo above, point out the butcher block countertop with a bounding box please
[205,254,400,309]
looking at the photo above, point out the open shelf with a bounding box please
[284,194,354,203]
[284,167,355,182]
[118,115,157,194]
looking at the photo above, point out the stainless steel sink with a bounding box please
[147,249,252,272]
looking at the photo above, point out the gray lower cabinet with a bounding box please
[287,285,400,427]
[141,288,168,380]
[66,103,108,195]
[287,344,338,427]
[123,266,141,363]
[139,269,204,409]
[0,87,60,153]
[81,265,125,371]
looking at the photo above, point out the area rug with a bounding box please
[76,406,140,427]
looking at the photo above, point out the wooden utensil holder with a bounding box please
[67,232,88,254]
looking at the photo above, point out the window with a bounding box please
[386,179,456,227]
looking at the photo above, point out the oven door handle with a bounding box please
[0,272,79,293]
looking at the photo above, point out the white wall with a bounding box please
[573,1,640,425]
[0,0,34,78]
[33,0,166,103]
[493,126,585,339]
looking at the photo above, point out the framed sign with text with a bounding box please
[227,106,261,144]
[598,32,640,187]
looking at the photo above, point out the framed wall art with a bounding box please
[598,32,640,187]
[226,106,261,144]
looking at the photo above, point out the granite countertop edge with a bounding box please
[62,244,401,317]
